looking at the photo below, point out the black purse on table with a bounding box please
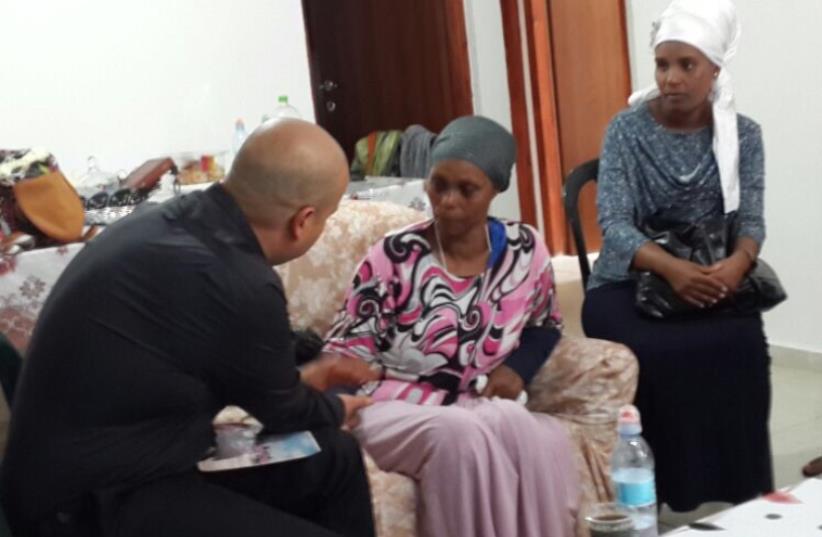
[634,212,787,319]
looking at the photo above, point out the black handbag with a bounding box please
[634,213,787,318]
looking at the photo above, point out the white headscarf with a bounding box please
[629,0,742,213]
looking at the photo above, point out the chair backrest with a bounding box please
[277,199,427,336]
[562,159,599,290]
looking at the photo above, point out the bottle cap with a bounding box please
[617,404,642,435]
[278,95,288,104]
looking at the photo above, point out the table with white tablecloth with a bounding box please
[346,177,430,214]
[0,244,84,352]
[149,176,431,214]
[0,177,429,353]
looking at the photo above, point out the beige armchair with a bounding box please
[276,199,639,537]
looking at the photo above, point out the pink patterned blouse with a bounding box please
[324,218,561,405]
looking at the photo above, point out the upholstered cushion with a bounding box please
[276,199,427,335]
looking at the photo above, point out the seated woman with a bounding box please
[324,116,579,537]
[582,0,773,512]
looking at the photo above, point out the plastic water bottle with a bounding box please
[612,404,658,537]
[228,119,247,172]
[232,119,247,154]
[261,95,301,123]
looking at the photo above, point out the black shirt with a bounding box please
[0,185,343,525]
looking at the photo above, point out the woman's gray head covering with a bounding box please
[431,116,516,192]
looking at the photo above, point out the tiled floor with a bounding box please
[550,255,822,534]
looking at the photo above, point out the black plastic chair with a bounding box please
[562,159,599,290]
[0,334,22,537]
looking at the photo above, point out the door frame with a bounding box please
[500,0,630,254]
[442,0,475,119]
[500,0,566,253]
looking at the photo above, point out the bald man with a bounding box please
[0,120,377,537]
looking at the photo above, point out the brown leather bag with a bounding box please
[124,157,177,191]
[13,171,85,243]
[0,150,89,249]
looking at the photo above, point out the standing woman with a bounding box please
[583,0,773,512]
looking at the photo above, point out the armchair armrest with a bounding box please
[526,335,638,425]
[526,335,639,509]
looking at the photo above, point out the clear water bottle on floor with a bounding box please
[612,404,658,537]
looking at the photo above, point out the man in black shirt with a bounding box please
[0,120,377,537]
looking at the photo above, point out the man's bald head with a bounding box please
[223,119,349,227]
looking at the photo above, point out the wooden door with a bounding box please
[548,0,632,253]
[301,0,473,160]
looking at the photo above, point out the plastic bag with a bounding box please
[634,213,787,318]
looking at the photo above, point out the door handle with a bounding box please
[319,80,338,92]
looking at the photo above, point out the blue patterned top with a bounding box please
[589,102,765,289]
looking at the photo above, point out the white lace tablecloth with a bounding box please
[0,244,85,352]
[346,177,430,215]
[148,176,432,215]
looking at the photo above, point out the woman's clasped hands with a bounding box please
[663,251,752,308]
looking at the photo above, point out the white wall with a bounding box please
[463,0,522,221]
[0,0,315,178]
[1,0,523,220]
[626,0,822,353]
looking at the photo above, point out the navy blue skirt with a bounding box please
[583,281,773,511]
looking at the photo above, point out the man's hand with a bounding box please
[337,394,372,429]
[482,365,524,400]
[300,353,380,391]
[661,258,728,308]
[706,251,751,295]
